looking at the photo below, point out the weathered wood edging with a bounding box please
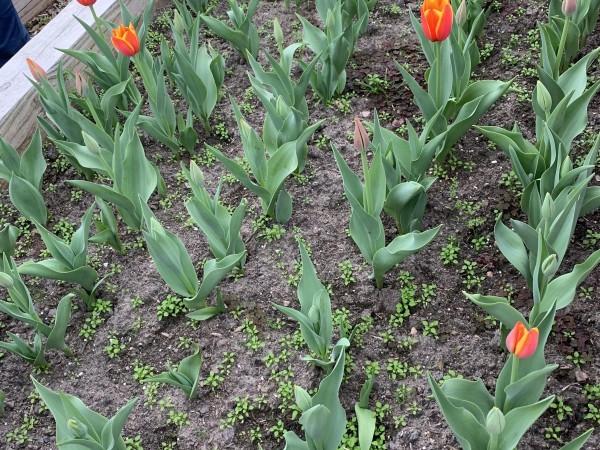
[0,0,151,149]
[15,0,56,25]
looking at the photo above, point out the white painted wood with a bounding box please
[0,0,152,149]
[15,0,55,25]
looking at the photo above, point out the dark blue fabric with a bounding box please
[0,0,30,67]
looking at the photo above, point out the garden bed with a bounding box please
[0,0,599,449]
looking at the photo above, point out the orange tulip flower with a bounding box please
[76,0,97,5]
[111,23,140,57]
[25,58,47,82]
[506,321,539,359]
[421,0,454,42]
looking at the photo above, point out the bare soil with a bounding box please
[1,1,600,449]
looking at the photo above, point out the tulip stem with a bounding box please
[489,433,498,450]
[435,42,442,109]
[503,355,519,413]
[90,6,104,39]
[360,150,372,215]
[553,16,570,79]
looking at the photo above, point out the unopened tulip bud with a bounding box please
[456,0,467,27]
[74,69,89,97]
[536,81,552,113]
[326,10,335,32]
[239,119,252,142]
[506,321,539,359]
[68,418,89,438]
[273,17,284,50]
[173,10,185,35]
[308,305,320,324]
[562,0,577,16]
[189,161,205,187]
[542,254,559,278]
[275,96,289,117]
[485,407,506,435]
[541,193,555,220]
[294,386,312,412]
[0,272,14,289]
[560,156,572,177]
[26,58,47,82]
[354,117,370,152]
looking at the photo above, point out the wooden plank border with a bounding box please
[15,0,56,26]
[0,0,152,149]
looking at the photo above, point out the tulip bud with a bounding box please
[456,0,467,27]
[354,117,370,152]
[506,321,539,359]
[0,272,14,289]
[560,156,572,178]
[239,119,252,142]
[562,0,577,16]
[74,69,89,97]
[25,58,47,82]
[536,81,552,113]
[68,418,89,438]
[173,10,185,35]
[308,305,320,324]
[273,17,284,51]
[542,254,559,278]
[326,10,335,32]
[82,132,102,156]
[189,161,205,187]
[541,193,555,220]
[275,96,289,117]
[294,386,312,412]
[485,407,506,435]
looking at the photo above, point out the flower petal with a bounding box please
[515,327,539,359]
[436,3,454,42]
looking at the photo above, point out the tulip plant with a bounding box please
[0,225,19,258]
[283,340,349,450]
[0,130,48,225]
[210,99,322,224]
[315,0,373,36]
[67,105,165,231]
[33,378,138,450]
[477,48,600,316]
[368,112,447,234]
[140,204,245,321]
[274,244,335,371]
[333,118,441,288]
[247,44,321,173]
[18,205,101,308]
[88,198,125,255]
[397,0,511,159]
[172,0,209,37]
[297,2,365,102]
[64,0,156,109]
[30,62,118,151]
[161,17,225,133]
[130,50,198,155]
[430,301,593,450]
[0,256,73,366]
[541,0,600,78]
[199,0,260,61]
[183,161,247,265]
[143,345,202,399]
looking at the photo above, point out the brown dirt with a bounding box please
[1,0,600,449]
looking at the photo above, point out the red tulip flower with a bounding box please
[26,58,47,82]
[506,321,539,359]
[421,0,454,42]
[111,23,140,57]
[76,0,97,5]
